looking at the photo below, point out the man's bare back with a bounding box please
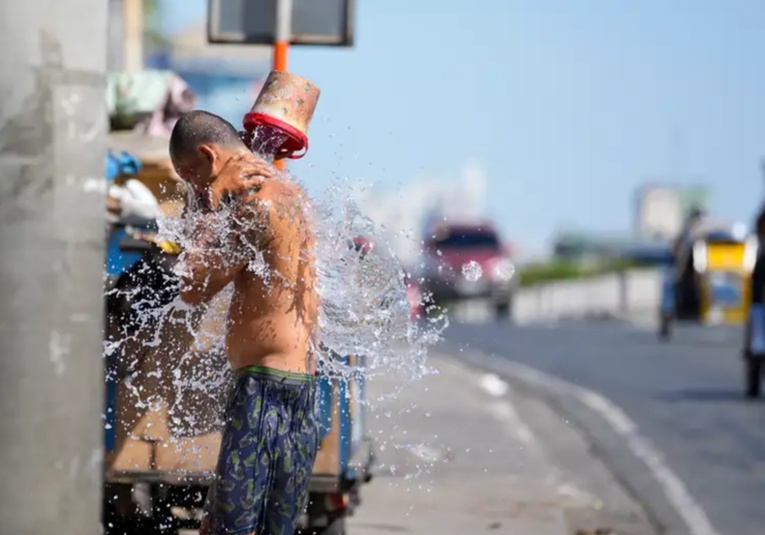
[178,152,318,374]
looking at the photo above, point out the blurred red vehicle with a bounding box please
[404,272,425,321]
[418,220,515,318]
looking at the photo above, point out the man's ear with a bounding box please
[198,144,216,166]
[196,144,218,182]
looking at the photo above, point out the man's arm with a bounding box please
[178,212,246,306]
[178,186,275,306]
[179,251,244,306]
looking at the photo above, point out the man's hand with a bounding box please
[209,154,277,211]
[178,210,242,306]
[177,155,276,306]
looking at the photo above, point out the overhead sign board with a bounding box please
[207,0,355,46]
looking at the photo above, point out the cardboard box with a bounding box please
[105,296,230,476]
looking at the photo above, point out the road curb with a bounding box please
[444,346,715,535]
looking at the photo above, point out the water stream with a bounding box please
[103,164,448,456]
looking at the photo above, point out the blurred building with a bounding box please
[634,183,710,241]
[553,231,671,265]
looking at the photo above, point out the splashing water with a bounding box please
[103,162,448,457]
[310,178,447,385]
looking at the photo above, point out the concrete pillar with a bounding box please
[108,0,125,72]
[0,1,108,533]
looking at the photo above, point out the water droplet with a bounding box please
[462,260,483,281]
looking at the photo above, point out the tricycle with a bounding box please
[659,221,757,340]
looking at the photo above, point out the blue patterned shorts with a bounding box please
[204,366,320,535]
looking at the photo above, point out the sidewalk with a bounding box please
[350,353,658,535]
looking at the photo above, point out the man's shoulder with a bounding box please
[266,174,308,200]
[262,179,311,231]
[234,152,279,179]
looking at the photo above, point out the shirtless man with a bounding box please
[168,110,320,535]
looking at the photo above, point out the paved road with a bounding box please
[350,353,656,535]
[443,318,765,535]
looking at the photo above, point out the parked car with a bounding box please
[419,221,515,318]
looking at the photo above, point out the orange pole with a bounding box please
[272,41,289,169]
[273,0,292,169]
[273,41,289,72]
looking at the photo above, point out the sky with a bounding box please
[159,0,765,252]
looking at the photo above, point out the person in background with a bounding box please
[749,208,765,307]
[672,206,706,257]
[104,151,163,284]
[743,208,765,355]
[106,151,160,225]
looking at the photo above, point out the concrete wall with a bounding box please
[107,0,124,72]
[513,268,662,323]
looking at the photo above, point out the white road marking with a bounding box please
[478,372,509,397]
[480,373,536,445]
[480,378,591,503]
[486,356,721,535]
[487,400,536,445]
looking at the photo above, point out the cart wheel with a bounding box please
[745,359,761,399]
[659,314,672,341]
[494,300,512,321]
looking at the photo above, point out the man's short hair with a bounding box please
[169,110,242,163]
